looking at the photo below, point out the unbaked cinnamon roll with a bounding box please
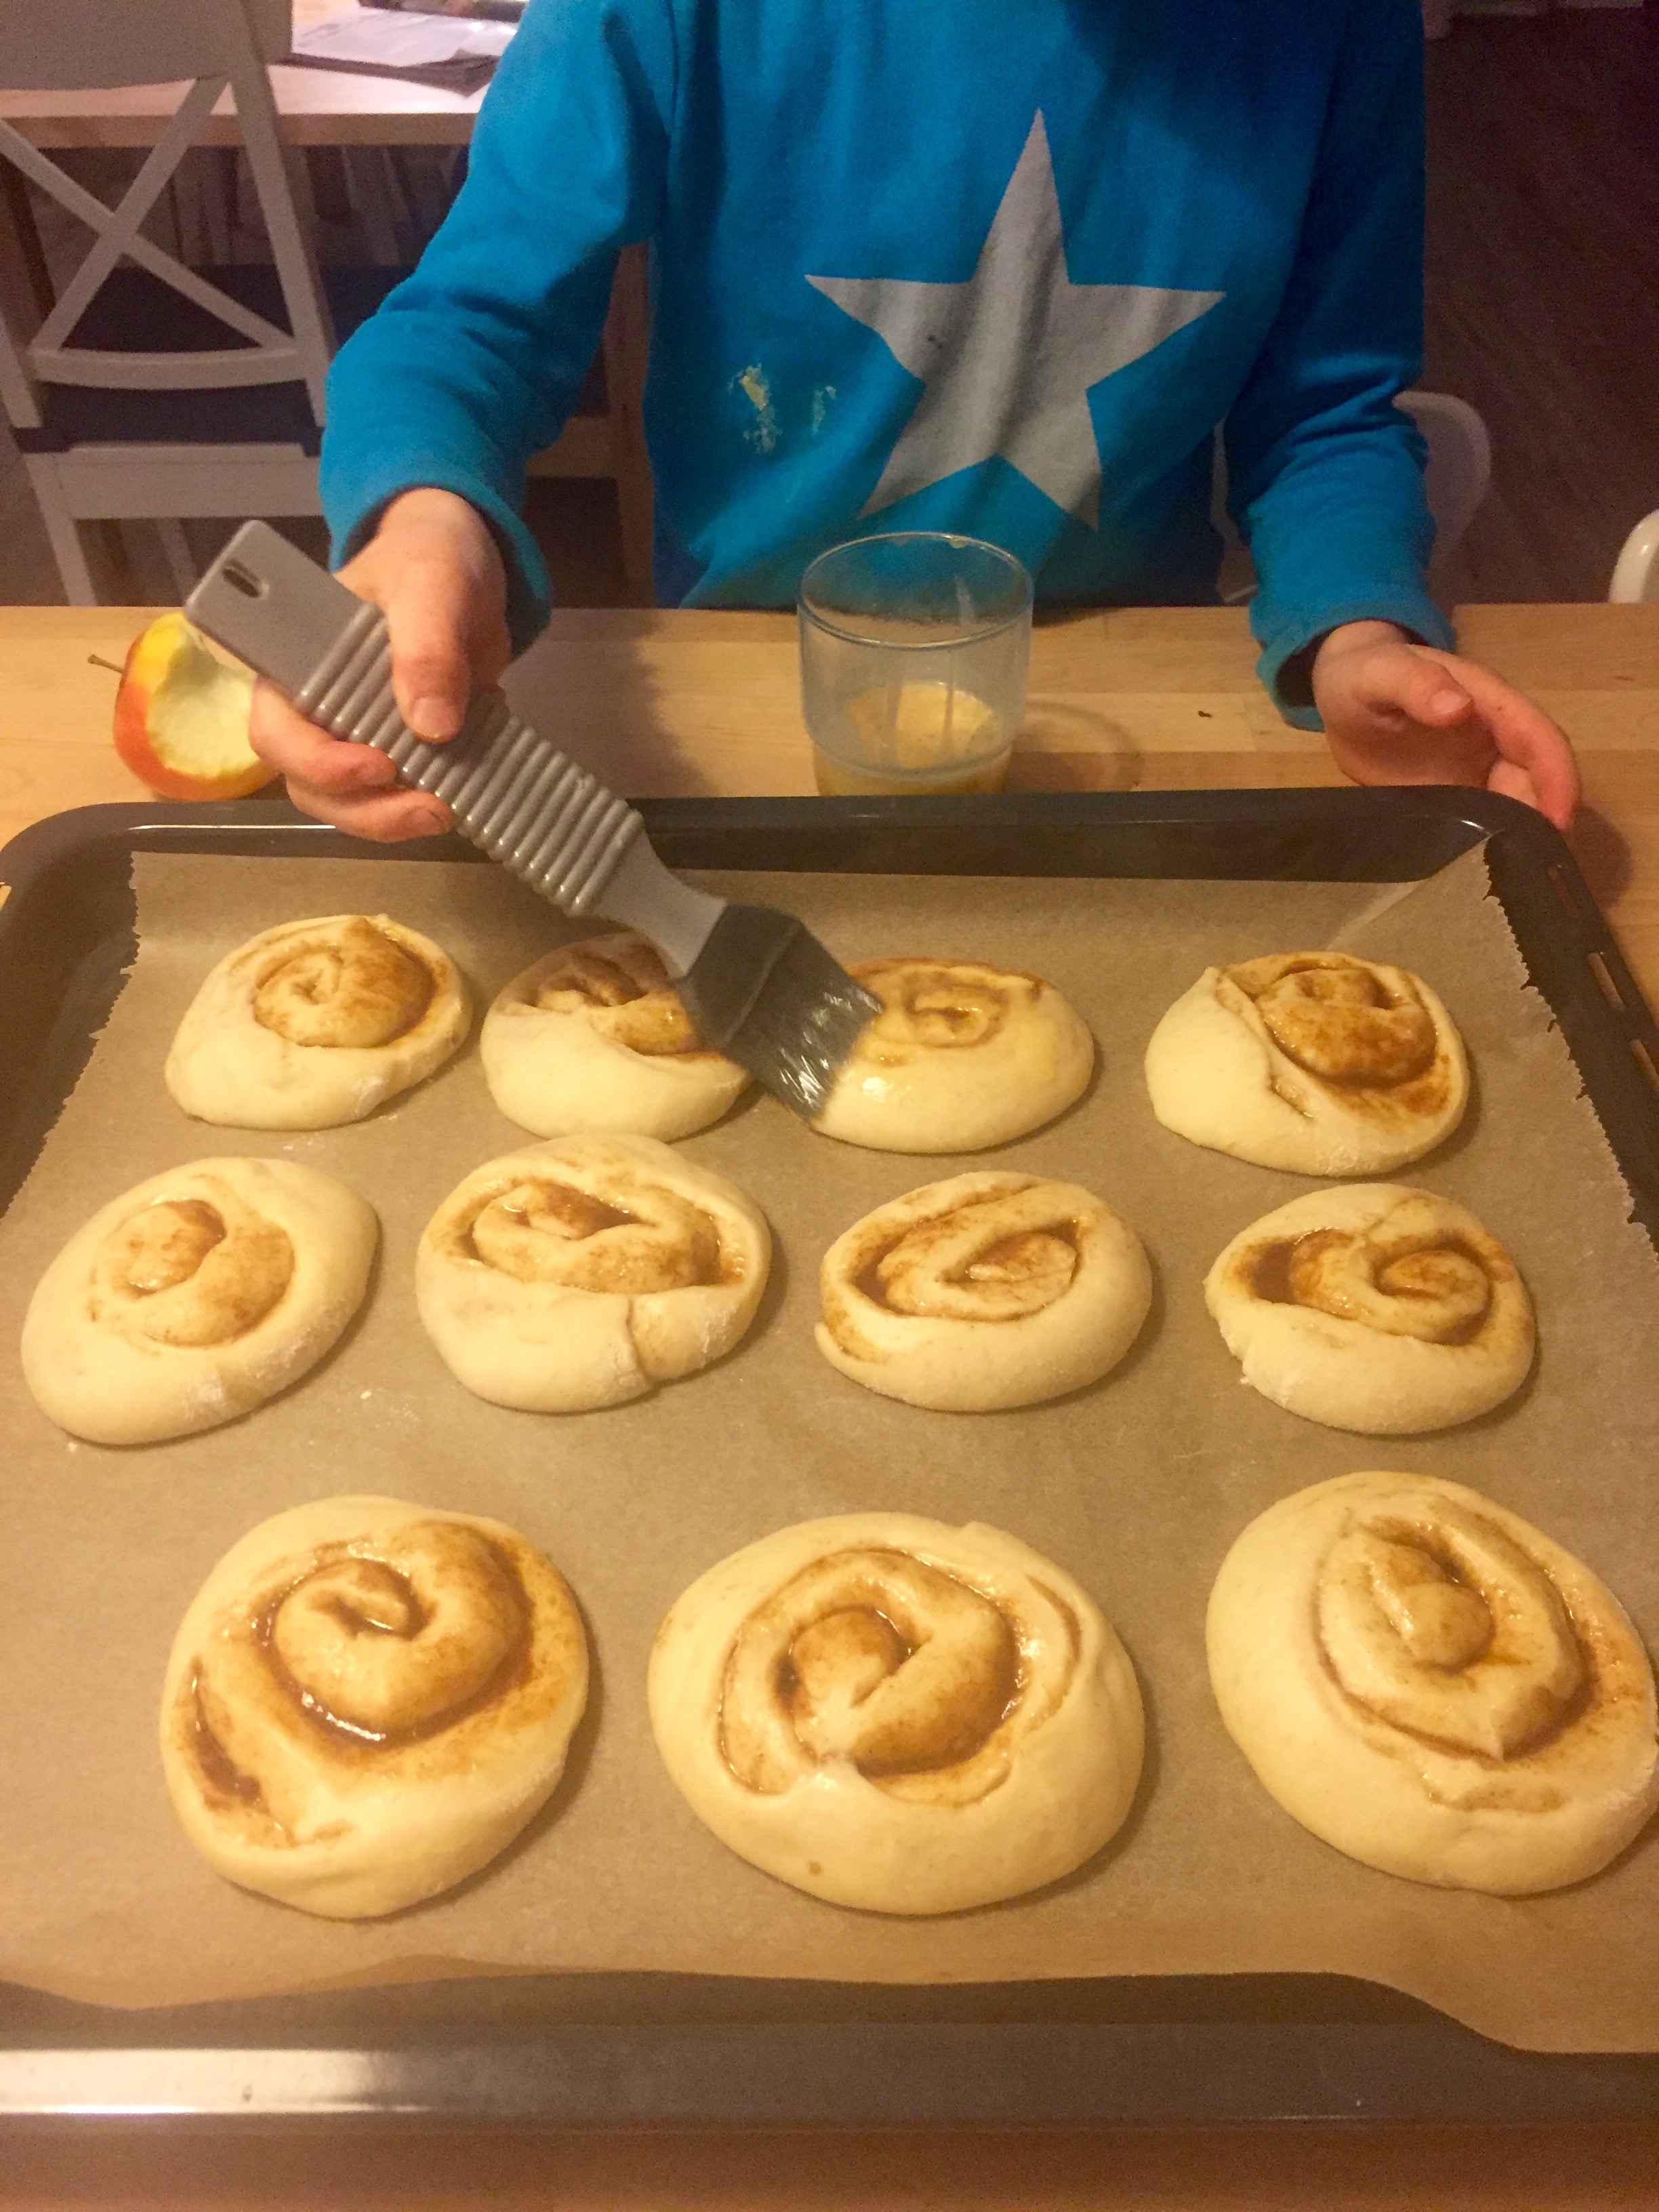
[816,1171,1151,1410]
[812,958,1093,1152]
[20,1158,376,1444]
[649,1513,1143,1912]
[1145,952,1467,1175]
[416,1132,771,1411]
[161,1496,589,1917]
[165,914,469,1128]
[1205,1185,1533,1433]
[1208,1473,1659,1892]
[480,930,750,1140]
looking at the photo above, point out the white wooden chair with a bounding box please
[0,0,335,602]
[1610,511,1659,604]
[1215,390,1492,605]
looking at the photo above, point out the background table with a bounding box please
[1,599,1657,2207]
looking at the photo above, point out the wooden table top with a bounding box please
[0,1,483,146]
[1,598,1657,2211]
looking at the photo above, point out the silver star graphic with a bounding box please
[808,112,1223,527]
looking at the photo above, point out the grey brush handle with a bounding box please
[185,522,722,966]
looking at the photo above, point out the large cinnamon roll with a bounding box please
[480,931,750,1141]
[1145,952,1467,1175]
[165,914,469,1129]
[812,958,1093,1152]
[416,1133,771,1411]
[649,1514,1143,1912]
[1205,1184,1534,1433]
[161,1496,589,1917]
[1208,1473,1659,1893]
[21,1158,376,1444]
[816,1172,1151,1410]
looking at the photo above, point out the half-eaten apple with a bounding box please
[113,610,279,801]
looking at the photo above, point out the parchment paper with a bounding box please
[1,847,1656,2050]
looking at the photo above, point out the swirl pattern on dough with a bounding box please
[416,1133,771,1411]
[165,914,469,1129]
[1204,1185,1533,1433]
[1207,1473,1659,1892]
[161,1496,588,1917]
[481,932,750,1141]
[649,1514,1143,1912]
[21,1158,376,1445]
[817,1172,1151,1410]
[1145,952,1467,1175]
[812,958,1094,1152]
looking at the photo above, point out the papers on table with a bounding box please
[287,5,515,94]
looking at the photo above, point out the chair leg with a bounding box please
[23,458,99,604]
[156,518,196,601]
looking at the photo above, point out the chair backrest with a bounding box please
[0,0,333,434]
[1610,510,1659,605]
[1397,390,1490,565]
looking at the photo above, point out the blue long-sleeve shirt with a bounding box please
[321,0,1455,725]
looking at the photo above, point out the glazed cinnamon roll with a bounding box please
[160,1496,589,1917]
[165,914,469,1128]
[1145,952,1467,1175]
[649,1513,1143,1912]
[1205,1185,1533,1433]
[812,958,1093,1152]
[1208,1473,1659,1892]
[480,930,750,1141]
[816,1171,1151,1410]
[416,1133,771,1411]
[20,1158,376,1444]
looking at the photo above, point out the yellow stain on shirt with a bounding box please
[736,365,780,454]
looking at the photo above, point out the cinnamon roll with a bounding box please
[813,958,1093,1152]
[165,914,469,1129]
[161,1496,589,1917]
[416,1133,771,1411]
[1205,1184,1534,1433]
[480,931,750,1141]
[1145,952,1467,1175]
[20,1158,376,1445]
[1208,1473,1659,1892]
[649,1514,1143,1912]
[816,1172,1151,1411]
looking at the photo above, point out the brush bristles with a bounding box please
[679,905,880,1121]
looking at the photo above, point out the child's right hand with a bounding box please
[249,487,511,842]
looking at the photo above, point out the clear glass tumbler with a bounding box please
[799,533,1033,796]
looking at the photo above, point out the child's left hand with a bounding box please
[1312,619,1580,832]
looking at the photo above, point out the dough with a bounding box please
[160,1496,589,1917]
[480,931,750,1141]
[1208,1472,1659,1893]
[649,1513,1143,1914]
[816,1172,1151,1411]
[20,1158,376,1445]
[1145,952,1468,1175]
[416,1133,771,1412]
[1204,1183,1533,1433]
[813,958,1093,1152]
[165,914,470,1129]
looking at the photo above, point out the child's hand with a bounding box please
[249,488,510,841]
[1312,621,1579,832]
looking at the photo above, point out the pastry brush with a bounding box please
[185,521,880,1120]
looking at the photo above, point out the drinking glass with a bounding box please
[799,533,1032,796]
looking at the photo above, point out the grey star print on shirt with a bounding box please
[808,112,1223,527]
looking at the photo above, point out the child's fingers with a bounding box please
[1345,644,1472,729]
[287,774,451,842]
[249,681,401,796]
[383,554,483,741]
[1416,653,1580,832]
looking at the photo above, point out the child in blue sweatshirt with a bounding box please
[254,0,1578,832]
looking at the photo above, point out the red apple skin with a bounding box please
[112,612,280,802]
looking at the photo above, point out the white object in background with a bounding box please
[1610,511,1659,604]
[291,6,514,66]
[1214,390,1492,606]
[0,0,332,604]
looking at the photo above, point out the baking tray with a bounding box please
[1,787,1658,2132]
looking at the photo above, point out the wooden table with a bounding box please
[2,600,1658,2211]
